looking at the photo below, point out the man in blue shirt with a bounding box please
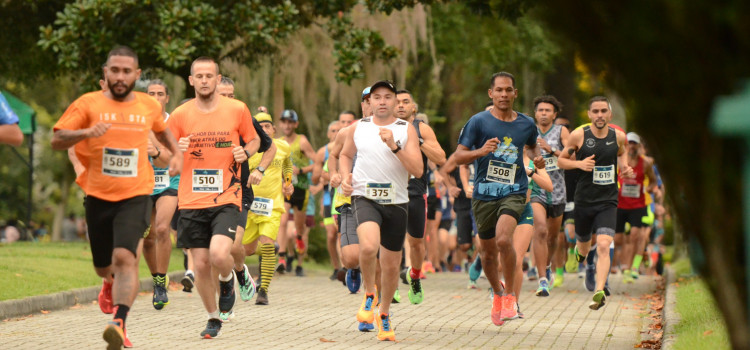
[0,92,24,146]
[454,72,541,326]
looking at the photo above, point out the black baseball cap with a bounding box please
[369,80,397,95]
[280,109,298,122]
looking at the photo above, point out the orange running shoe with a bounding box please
[423,261,436,274]
[491,294,504,326]
[375,312,395,341]
[501,294,519,321]
[356,292,378,324]
[103,318,132,349]
[295,235,306,254]
[98,280,114,314]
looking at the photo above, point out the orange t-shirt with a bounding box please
[54,91,166,201]
[168,96,257,210]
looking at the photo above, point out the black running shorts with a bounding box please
[426,195,439,220]
[407,194,427,239]
[285,186,308,211]
[177,204,239,249]
[455,208,475,246]
[352,196,408,252]
[86,195,152,268]
[574,202,617,242]
[615,206,649,233]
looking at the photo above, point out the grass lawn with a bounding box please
[672,259,731,350]
[0,241,333,301]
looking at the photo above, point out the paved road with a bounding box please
[0,269,656,349]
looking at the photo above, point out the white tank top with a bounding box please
[352,117,410,204]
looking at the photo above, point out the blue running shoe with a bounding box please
[358,322,375,332]
[469,257,482,282]
[346,269,361,294]
[527,266,538,281]
[584,265,596,292]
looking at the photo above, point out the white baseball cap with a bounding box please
[626,132,641,144]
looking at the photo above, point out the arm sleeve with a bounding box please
[0,93,19,125]
[252,117,273,153]
[282,155,293,178]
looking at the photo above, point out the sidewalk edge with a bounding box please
[662,266,681,349]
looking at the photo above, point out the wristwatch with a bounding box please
[256,166,266,174]
[244,150,251,159]
[391,144,401,154]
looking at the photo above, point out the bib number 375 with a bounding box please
[365,183,395,204]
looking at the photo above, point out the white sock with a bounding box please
[185,269,194,276]
[219,273,233,282]
[208,310,220,320]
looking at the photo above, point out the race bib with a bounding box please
[250,197,273,217]
[593,165,615,185]
[621,183,642,198]
[365,183,395,204]
[543,154,559,172]
[154,169,169,191]
[102,148,138,177]
[486,160,517,185]
[192,169,223,193]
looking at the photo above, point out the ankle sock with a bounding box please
[410,268,421,280]
[114,304,129,323]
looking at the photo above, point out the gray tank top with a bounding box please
[532,124,566,205]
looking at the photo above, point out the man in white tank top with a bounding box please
[339,80,424,342]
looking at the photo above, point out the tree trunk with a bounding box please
[51,180,70,242]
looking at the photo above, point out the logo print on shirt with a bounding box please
[606,141,615,145]
[190,150,203,157]
[586,139,596,148]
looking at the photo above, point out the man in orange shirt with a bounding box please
[168,56,259,339]
[51,46,183,349]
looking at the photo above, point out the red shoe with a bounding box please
[491,294,504,326]
[295,236,306,254]
[501,294,519,321]
[98,280,114,314]
[103,318,132,348]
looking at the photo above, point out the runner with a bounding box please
[312,121,343,280]
[168,56,259,338]
[453,72,542,326]
[242,112,294,305]
[50,46,183,348]
[0,91,24,146]
[143,79,179,310]
[340,80,423,341]
[277,109,317,276]
[396,89,446,305]
[558,95,633,310]
[615,132,657,283]
[216,76,276,317]
[529,95,570,295]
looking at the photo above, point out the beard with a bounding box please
[196,86,216,101]
[108,80,135,100]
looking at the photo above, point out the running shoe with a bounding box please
[219,310,235,322]
[545,266,552,281]
[181,272,195,293]
[392,289,401,303]
[286,256,295,273]
[346,268,361,294]
[548,270,555,289]
[631,270,639,280]
[573,246,586,263]
[376,312,395,341]
[256,288,269,305]
[565,251,578,273]
[491,294,504,326]
[295,265,305,277]
[517,303,524,319]
[218,275,236,314]
[238,264,256,301]
[255,276,262,292]
[423,261,436,274]
[467,280,478,289]
[337,269,347,286]
[452,264,461,272]
[276,257,287,274]
[358,322,375,332]
[584,265,596,292]
[469,257,482,282]
[406,267,424,304]
[604,282,611,297]
[356,293,378,324]
[152,275,169,310]
[535,278,550,297]
[399,267,409,285]
[578,262,585,278]
[527,266,538,281]
[589,290,606,310]
[623,269,634,284]
[103,318,132,349]
[330,268,339,281]
[501,294,519,321]
[553,274,564,288]
[200,318,222,339]
[98,280,114,314]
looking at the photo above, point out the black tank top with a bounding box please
[574,126,619,207]
[451,167,472,210]
[407,119,429,196]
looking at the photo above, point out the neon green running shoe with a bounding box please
[553,274,564,288]
[406,267,424,304]
[589,290,606,310]
[392,289,401,303]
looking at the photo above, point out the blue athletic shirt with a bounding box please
[457,110,538,201]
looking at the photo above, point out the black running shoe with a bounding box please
[200,318,222,339]
[218,276,236,313]
[295,265,305,277]
[152,275,169,310]
[399,268,409,285]
[256,288,269,305]
[181,272,195,293]
[330,269,339,281]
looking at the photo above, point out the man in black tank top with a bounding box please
[396,90,446,305]
[559,96,633,311]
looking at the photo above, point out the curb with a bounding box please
[662,266,681,349]
[0,271,184,320]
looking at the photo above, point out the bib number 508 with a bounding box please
[491,168,511,177]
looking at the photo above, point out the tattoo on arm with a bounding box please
[568,148,575,155]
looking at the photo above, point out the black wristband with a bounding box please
[152,149,161,159]
[391,145,401,154]
[244,149,251,160]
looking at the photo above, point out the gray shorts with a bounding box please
[337,204,359,247]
